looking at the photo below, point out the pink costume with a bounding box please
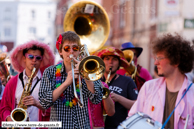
[0,40,55,128]
[117,65,152,81]
[89,82,111,128]
[118,42,152,82]
[128,77,194,129]
[138,65,152,81]
[0,75,49,122]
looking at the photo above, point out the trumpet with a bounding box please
[10,67,36,121]
[102,67,112,120]
[102,67,112,99]
[70,54,83,108]
[70,44,106,107]
[122,50,138,80]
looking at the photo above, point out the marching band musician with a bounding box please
[117,42,152,91]
[88,81,115,129]
[39,31,103,129]
[128,34,194,129]
[0,41,54,127]
[96,47,138,129]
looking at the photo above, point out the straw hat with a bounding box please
[96,47,130,68]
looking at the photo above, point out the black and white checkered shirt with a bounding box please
[39,63,103,129]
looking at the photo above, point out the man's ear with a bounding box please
[23,56,26,63]
[58,50,64,59]
[174,63,179,68]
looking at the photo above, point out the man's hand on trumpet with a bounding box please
[65,55,80,86]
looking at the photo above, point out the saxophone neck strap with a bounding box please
[19,72,41,95]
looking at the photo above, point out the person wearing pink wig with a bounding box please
[0,40,55,128]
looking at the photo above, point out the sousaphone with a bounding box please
[63,0,110,53]
[63,1,110,100]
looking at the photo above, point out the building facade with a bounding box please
[102,0,157,75]
[0,1,18,52]
[0,0,57,52]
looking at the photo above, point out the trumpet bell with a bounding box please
[10,108,28,122]
[122,50,134,64]
[122,50,136,75]
[102,87,110,99]
[79,55,105,81]
[63,1,110,53]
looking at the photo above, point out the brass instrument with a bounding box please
[10,67,36,122]
[63,0,110,53]
[70,44,106,107]
[64,1,111,106]
[122,50,138,80]
[102,86,110,100]
[0,52,10,83]
[102,67,111,99]
[70,54,84,107]
[79,44,105,81]
[103,67,112,118]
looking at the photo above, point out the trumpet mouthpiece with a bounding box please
[69,54,74,58]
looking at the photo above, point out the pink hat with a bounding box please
[10,40,55,73]
[96,47,130,68]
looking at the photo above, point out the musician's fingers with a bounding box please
[74,69,79,73]
[72,57,79,63]
[23,96,30,101]
[110,92,114,96]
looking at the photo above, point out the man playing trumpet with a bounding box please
[0,41,54,125]
[39,31,103,129]
[96,47,138,129]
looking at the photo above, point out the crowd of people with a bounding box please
[0,31,193,129]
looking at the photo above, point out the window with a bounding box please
[119,4,125,28]
[29,27,36,34]
[4,7,11,12]
[4,28,11,37]
[151,0,157,19]
[158,23,168,32]
[48,11,51,19]
[31,10,35,18]
[48,28,52,35]
[39,38,45,41]
[4,16,11,21]
[4,7,11,21]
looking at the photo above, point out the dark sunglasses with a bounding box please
[25,53,43,61]
[63,45,79,52]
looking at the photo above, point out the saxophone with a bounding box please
[10,67,36,122]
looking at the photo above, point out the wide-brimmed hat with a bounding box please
[96,47,130,68]
[10,40,55,73]
[121,42,143,57]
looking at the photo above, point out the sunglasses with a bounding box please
[63,45,79,52]
[25,53,43,61]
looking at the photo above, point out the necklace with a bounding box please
[55,62,80,107]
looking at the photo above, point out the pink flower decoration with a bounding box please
[56,34,62,50]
